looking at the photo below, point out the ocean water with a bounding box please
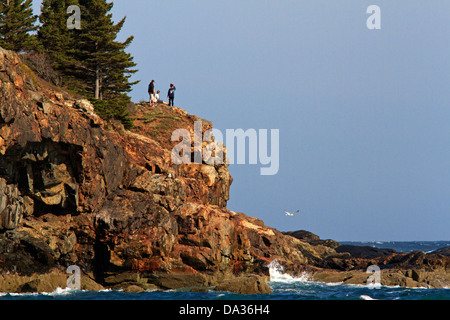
[339,240,450,254]
[1,241,448,301]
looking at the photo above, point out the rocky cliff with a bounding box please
[0,47,448,293]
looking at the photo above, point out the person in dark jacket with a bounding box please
[148,80,156,106]
[167,83,176,106]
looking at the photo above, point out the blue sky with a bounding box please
[33,1,450,241]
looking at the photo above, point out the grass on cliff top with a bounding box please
[143,110,182,123]
[136,108,183,139]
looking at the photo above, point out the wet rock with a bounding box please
[145,273,208,290]
[103,272,141,285]
[123,284,145,293]
[0,269,104,293]
[213,275,272,295]
[335,245,396,259]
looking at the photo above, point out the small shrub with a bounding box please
[90,97,134,130]
[20,51,63,87]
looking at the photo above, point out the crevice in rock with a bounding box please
[262,236,271,248]
[93,240,111,284]
[0,139,83,216]
[145,162,162,174]
[31,196,77,217]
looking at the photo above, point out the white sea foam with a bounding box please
[360,294,378,300]
[0,287,85,297]
[42,287,84,296]
[267,260,311,283]
[7,292,39,297]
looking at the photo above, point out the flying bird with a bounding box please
[284,210,300,216]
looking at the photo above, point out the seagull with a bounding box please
[284,210,300,216]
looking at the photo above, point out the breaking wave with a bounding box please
[267,260,311,283]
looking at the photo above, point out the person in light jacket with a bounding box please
[148,80,156,106]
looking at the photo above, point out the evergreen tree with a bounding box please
[0,0,38,52]
[38,0,74,68]
[37,0,81,89]
[73,0,138,101]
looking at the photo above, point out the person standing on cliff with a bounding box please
[167,83,176,106]
[148,80,156,106]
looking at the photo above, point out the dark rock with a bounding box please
[311,239,341,249]
[19,279,41,293]
[0,230,55,275]
[283,230,340,248]
[283,230,320,242]
[432,246,450,256]
[189,287,209,293]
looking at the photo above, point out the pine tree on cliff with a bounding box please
[72,0,138,126]
[38,0,80,88]
[0,0,38,52]
[38,0,71,63]
[38,0,138,128]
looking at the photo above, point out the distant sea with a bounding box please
[1,241,449,301]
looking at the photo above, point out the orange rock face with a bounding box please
[0,47,448,292]
[0,47,308,285]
